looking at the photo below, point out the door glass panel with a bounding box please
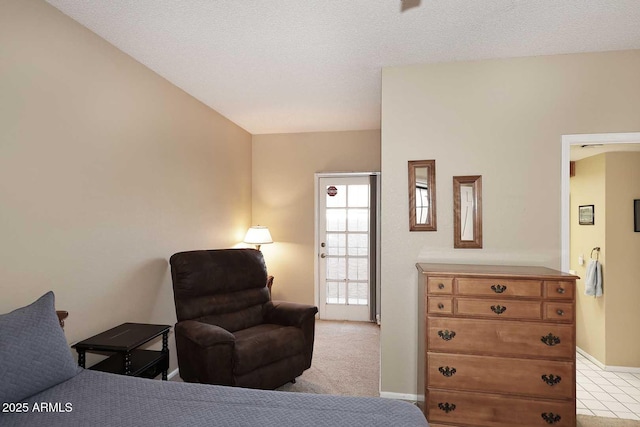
[326,233,346,256]
[326,257,346,281]
[347,208,368,231]
[326,282,346,304]
[348,283,368,305]
[348,258,368,281]
[326,209,346,231]
[347,234,368,256]
[326,185,346,207]
[347,185,369,207]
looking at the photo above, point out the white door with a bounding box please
[317,175,377,321]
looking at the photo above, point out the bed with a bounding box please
[0,292,429,427]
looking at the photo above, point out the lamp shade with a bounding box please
[244,226,273,246]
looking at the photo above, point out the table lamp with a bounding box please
[243,226,273,250]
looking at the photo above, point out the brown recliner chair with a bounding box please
[170,248,318,390]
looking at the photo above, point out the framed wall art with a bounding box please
[579,205,595,225]
[453,175,482,248]
[408,160,436,231]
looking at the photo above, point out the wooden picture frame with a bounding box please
[408,160,437,231]
[453,175,482,248]
[579,205,595,225]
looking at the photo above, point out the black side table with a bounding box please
[73,322,171,380]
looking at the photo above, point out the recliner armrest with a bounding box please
[264,301,318,327]
[175,320,235,347]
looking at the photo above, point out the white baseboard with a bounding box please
[604,365,640,373]
[379,391,419,402]
[167,368,180,380]
[577,347,640,373]
[577,347,606,369]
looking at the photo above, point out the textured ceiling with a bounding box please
[45,0,640,134]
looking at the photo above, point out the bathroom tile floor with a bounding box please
[576,352,640,420]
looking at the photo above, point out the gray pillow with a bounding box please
[0,291,80,403]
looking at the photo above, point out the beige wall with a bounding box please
[381,50,640,396]
[571,155,607,363]
[0,0,252,371]
[251,131,380,305]
[604,152,640,367]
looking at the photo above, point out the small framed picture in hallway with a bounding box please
[579,205,594,225]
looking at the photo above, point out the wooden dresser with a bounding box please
[417,263,578,427]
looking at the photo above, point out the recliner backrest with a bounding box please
[170,249,270,331]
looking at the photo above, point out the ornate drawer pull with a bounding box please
[541,412,561,424]
[556,309,564,316]
[556,287,565,294]
[491,305,507,314]
[438,366,457,377]
[438,283,445,289]
[438,402,456,413]
[438,303,445,309]
[438,330,456,341]
[541,374,562,386]
[541,333,561,346]
[491,284,507,293]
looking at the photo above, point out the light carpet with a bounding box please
[276,320,379,396]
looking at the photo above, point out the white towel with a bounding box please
[584,259,603,297]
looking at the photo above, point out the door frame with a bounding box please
[560,132,640,271]
[314,172,381,322]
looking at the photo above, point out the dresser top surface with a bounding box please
[416,263,578,280]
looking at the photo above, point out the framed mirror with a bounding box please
[453,175,482,248]
[408,160,436,231]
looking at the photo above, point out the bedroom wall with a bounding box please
[380,49,640,396]
[251,130,381,305]
[0,0,252,372]
[571,155,607,364]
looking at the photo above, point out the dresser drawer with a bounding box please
[544,302,574,322]
[427,390,575,427]
[428,277,453,294]
[457,278,541,298]
[428,297,453,314]
[456,298,541,320]
[428,353,574,399]
[428,317,574,359]
[544,281,575,300]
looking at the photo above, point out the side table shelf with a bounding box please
[73,322,171,380]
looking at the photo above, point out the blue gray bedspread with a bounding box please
[1,370,428,426]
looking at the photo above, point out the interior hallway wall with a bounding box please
[571,155,607,364]
[603,152,640,367]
